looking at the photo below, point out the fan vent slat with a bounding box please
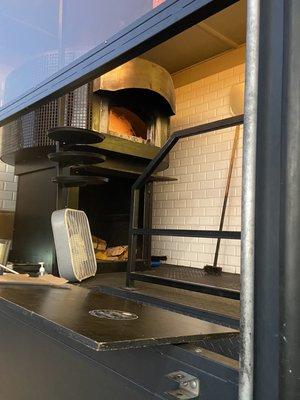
[52,209,97,282]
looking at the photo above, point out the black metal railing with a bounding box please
[126,114,244,300]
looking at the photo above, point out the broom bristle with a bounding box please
[204,265,222,275]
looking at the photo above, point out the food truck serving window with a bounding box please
[0,0,236,125]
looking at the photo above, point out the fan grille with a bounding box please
[65,209,97,281]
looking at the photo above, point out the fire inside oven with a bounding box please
[109,106,148,141]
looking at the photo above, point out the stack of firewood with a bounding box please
[92,236,128,261]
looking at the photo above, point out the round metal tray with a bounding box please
[62,144,105,154]
[48,127,105,144]
[48,151,106,167]
[52,175,109,187]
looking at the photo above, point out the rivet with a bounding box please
[190,380,197,389]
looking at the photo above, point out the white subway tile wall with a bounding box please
[0,63,244,271]
[152,63,245,274]
[0,127,18,211]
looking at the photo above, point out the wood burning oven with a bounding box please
[92,58,175,147]
[0,58,175,272]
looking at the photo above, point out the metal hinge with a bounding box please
[165,371,200,399]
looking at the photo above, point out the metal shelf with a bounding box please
[128,272,240,300]
[131,228,241,240]
[127,115,244,300]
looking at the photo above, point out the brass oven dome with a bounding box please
[93,58,176,116]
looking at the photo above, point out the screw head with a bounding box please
[190,380,198,389]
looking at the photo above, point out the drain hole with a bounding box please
[89,309,139,320]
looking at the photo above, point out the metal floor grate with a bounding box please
[136,264,240,292]
[196,333,239,361]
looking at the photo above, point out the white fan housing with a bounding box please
[51,209,97,282]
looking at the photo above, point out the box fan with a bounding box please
[51,209,97,282]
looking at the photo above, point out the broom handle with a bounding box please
[213,125,240,267]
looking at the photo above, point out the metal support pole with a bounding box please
[126,189,140,287]
[253,0,285,398]
[239,0,260,398]
[56,96,66,210]
[142,182,153,269]
[280,1,300,397]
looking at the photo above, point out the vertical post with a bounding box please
[58,0,65,69]
[253,0,285,398]
[56,97,66,210]
[239,0,260,398]
[142,182,153,270]
[280,1,300,397]
[126,189,140,287]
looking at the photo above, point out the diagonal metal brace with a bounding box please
[166,371,200,399]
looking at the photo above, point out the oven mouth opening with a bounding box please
[108,106,148,141]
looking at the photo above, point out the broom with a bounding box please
[204,125,240,275]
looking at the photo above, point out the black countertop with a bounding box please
[0,282,236,352]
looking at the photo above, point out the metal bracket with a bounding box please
[166,371,200,399]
